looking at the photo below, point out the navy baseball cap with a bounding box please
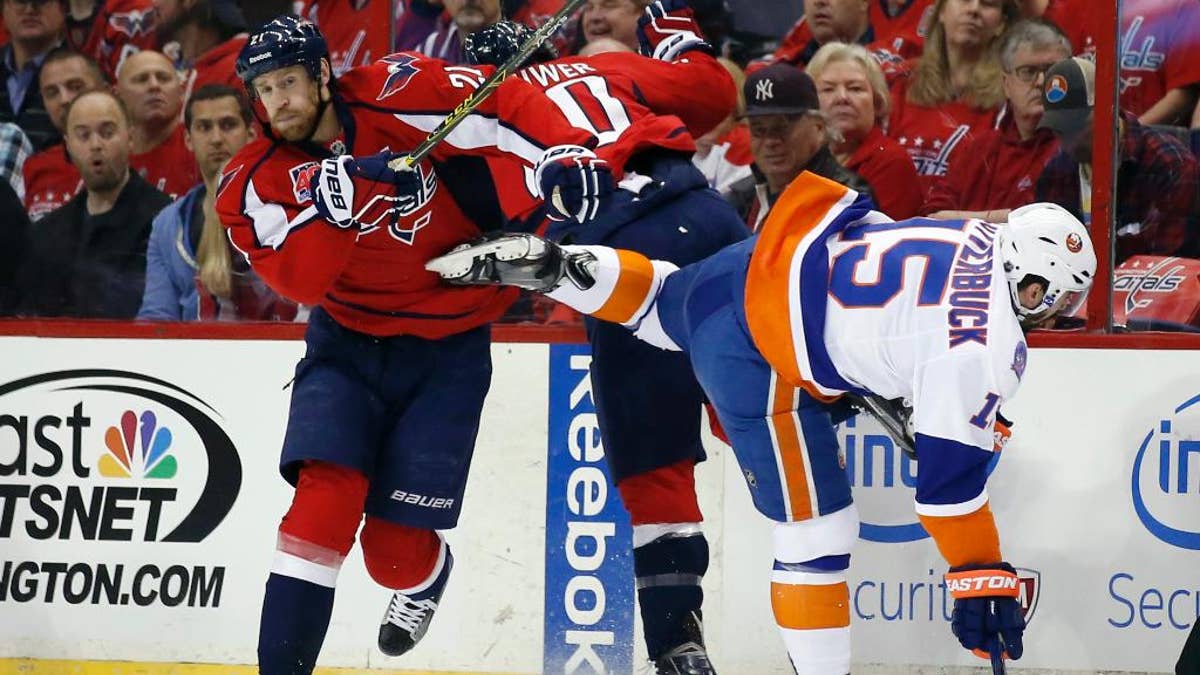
[1038,57,1095,134]
[744,63,819,117]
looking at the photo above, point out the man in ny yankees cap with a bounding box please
[727,62,872,231]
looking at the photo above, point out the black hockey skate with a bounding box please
[378,548,454,657]
[653,612,716,674]
[424,232,596,292]
[655,641,717,675]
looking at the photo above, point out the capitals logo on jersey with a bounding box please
[218,164,243,199]
[109,9,155,37]
[289,162,321,203]
[377,54,421,101]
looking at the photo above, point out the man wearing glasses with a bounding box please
[726,62,871,232]
[925,18,1069,223]
[0,0,65,151]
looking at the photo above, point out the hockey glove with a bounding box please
[311,152,436,231]
[946,563,1026,661]
[534,145,614,224]
[637,0,714,60]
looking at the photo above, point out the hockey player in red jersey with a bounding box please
[464,4,748,672]
[216,15,622,674]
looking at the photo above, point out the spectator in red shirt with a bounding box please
[1016,0,1089,58]
[1027,0,1200,125]
[808,41,921,219]
[1036,57,1199,263]
[692,56,753,196]
[23,47,105,219]
[888,0,1019,198]
[155,0,249,98]
[580,0,647,52]
[872,0,935,53]
[297,0,391,74]
[925,18,1067,221]
[767,0,914,86]
[64,0,158,80]
[116,49,198,198]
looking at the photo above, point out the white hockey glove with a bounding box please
[311,152,437,231]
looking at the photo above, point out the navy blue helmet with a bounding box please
[463,20,557,69]
[236,15,330,93]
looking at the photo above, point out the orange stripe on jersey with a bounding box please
[743,172,851,401]
[918,502,1002,567]
[592,249,655,324]
[771,581,850,630]
[770,379,814,521]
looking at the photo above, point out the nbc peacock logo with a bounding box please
[0,369,242,543]
[98,410,179,480]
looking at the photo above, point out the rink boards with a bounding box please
[0,336,1196,674]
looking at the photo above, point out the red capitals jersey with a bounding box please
[216,53,611,338]
[296,0,392,75]
[844,126,923,220]
[887,75,999,198]
[1071,0,1200,121]
[870,0,934,55]
[488,51,735,218]
[67,0,159,80]
[923,113,1060,214]
[1040,0,1094,58]
[184,36,248,102]
[130,125,200,200]
[23,145,82,221]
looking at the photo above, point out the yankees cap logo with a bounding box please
[755,78,774,101]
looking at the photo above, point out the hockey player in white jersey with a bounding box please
[426,171,1097,674]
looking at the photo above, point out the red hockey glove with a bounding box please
[637,0,715,61]
[311,152,436,231]
[534,145,614,224]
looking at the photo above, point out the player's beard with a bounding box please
[270,92,322,143]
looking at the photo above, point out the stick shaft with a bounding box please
[389,0,587,170]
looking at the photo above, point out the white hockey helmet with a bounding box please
[999,202,1097,324]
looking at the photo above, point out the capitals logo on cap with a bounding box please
[289,161,321,203]
[1045,74,1069,104]
[1066,232,1084,253]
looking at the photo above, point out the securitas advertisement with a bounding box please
[544,345,634,674]
[0,369,241,609]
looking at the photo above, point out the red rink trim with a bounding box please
[0,320,1197,349]
[0,319,588,343]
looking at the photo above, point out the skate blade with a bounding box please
[425,237,542,278]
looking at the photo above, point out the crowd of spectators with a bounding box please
[0,0,1197,330]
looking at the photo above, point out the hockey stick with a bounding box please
[842,392,916,459]
[990,642,1007,675]
[388,0,587,171]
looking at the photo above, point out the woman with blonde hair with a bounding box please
[888,0,1019,195]
[138,85,298,322]
[808,41,923,219]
